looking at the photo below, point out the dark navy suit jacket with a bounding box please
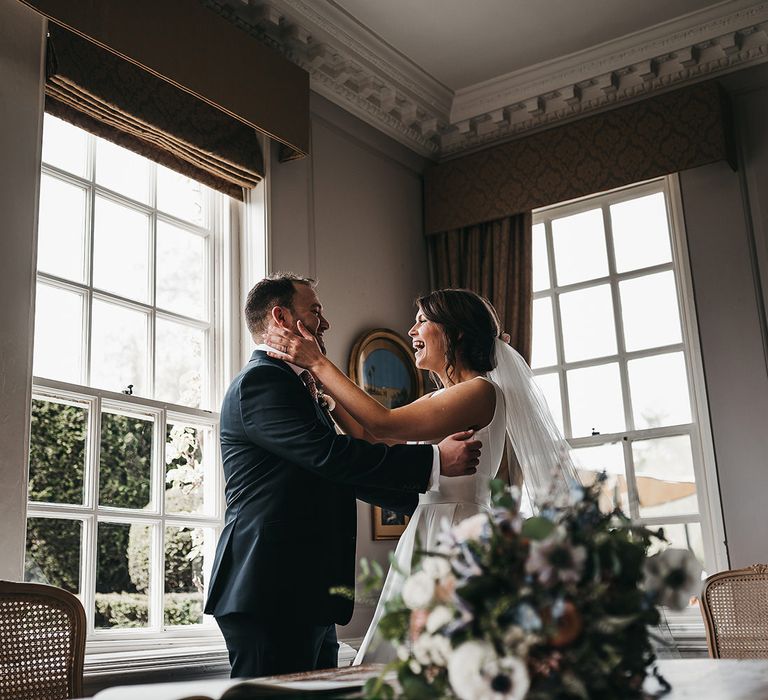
[204,350,433,625]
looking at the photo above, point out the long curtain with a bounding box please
[428,212,533,363]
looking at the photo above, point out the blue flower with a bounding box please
[515,602,543,632]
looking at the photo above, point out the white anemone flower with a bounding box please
[525,530,587,586]
[448,641,530,700]
[452,513,489,543]
[426,605,454,633]
[422,556,452,580]
[644,548,703,610]
[412,633,453,667]
[402,570,436,610]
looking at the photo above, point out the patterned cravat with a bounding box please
[300,370,319,401]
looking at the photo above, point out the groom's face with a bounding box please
[283,282,329,354]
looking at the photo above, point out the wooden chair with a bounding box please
[0,580,86,699]
[700,563,768,658]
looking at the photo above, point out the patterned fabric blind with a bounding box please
[45,25,264,201]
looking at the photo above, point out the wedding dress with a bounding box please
[353,340,577,664]
[354,376,507,663]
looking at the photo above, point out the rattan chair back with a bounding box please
[0,580,86,699]
[700,563,768,659]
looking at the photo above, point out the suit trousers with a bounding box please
[216,613,339,678]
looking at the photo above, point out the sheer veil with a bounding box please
[488,338,577,506]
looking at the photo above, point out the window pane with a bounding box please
[610,192,672,273]
[572,443,629,513]
[620,271,682,351]
[28,398,87,505]
[96,522,150,629]
[93,196,151,303]
[531,297,557,368]
[567,363,625,438]
[41,114,88,177]
[532,372,564,434]
[559,284,617,362]
[33,282,84,383]
[166,424,211,514]
[633,435,697,518]
[95,138,150,204]
[25,518,82,594]
[532,223,550,292]
[646,522,704,570]
[99,411,153,509]
[90,300,149,395]
[156,320,205,408]
[156,221,206,319]
[164,526,206,626]
[157,165,207,226]
[37,174,87,283]
[628,352,692,429]
[551,208,608,286]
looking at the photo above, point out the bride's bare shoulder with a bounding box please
[412,377,494,407]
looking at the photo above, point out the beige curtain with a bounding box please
[428,213,533,363]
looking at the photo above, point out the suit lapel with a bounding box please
[253,350,337,432]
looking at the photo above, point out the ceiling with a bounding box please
[218,0,768,158]
[332,0,727,90]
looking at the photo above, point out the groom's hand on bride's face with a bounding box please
[437,430,482,478]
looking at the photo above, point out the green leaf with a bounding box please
[398,667,441,699]
[378,609,409,640]
[522,516,555,540]
[593,614,638,634]
[490,478,508,499]
[364,676,395,699]
[561,671,589,698]
[495,494,517,511]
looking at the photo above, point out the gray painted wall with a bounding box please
[268,94,429,639]
[0,0,45,580]
[678,64,768,567]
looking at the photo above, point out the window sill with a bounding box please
[659,609,709,658]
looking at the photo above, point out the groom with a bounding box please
[204,273,481,678]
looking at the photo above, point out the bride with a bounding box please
[264,288,576,663]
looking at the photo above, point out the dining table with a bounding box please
[91,658,768,699]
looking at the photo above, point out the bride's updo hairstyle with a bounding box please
[416,288,501,387]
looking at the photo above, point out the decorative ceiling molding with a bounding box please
[209,0,768,160]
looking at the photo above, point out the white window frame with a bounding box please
[27,119,243,653]
[532,176,727,578]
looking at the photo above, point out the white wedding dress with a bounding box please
[354,376,507,664]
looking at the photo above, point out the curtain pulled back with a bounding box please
[429,213,533,363]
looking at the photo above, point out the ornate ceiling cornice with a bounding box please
[209,0,768,160]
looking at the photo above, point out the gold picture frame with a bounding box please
[348,328,424,409]
[371,505,410,541]
[349,328,424,540]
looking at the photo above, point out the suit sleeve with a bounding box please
[239,364,433,492]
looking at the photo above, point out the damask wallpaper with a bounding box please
[424,81,733,234]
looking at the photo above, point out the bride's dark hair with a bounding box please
[416,288,501,387]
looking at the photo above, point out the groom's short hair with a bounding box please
[245,273,316,335]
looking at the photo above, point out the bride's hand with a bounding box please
[263,321,325,371]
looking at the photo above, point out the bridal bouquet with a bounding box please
[363,475,702,700]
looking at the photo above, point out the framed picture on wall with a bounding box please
[349,328,424,540]
[371,505,409,540]
[348,328,424,409]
